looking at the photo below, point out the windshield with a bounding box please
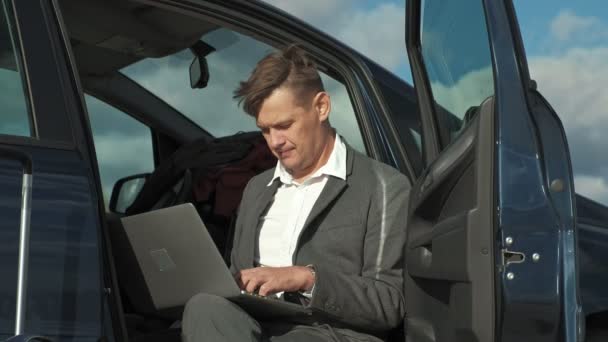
[121,28,367,154]
[121,29,263,136]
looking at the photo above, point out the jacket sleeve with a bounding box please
[307,169,410,332]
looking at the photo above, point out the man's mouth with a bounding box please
[277,149,293,159]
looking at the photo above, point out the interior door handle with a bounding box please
[0,147,34,336]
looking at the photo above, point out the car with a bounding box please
[0,0,605,341]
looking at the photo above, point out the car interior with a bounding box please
[60,0,271,340]
[57,0,413,341]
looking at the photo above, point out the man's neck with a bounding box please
[292,130,336,184]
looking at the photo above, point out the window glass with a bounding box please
[320,74,366,153]
[122,28,366,153]
[85,95,155,209]
[420,0,494,144]
[372,71,424,175]
[0,0,31,137]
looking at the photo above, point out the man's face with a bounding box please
[256,87,330,178]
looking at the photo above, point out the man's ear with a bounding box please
[312,91,331,122]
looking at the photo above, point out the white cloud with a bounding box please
[526,10,608,206]
[529,47,608,140]
[551,10,599,41]
[263,1,407,71]
[429,66,493,118]
[263,0,348,21]
[336,3,406,70]
[528,46,608,205]
[549,10,607,44]
[575,175,608,204]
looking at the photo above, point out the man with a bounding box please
[181,45,410,342]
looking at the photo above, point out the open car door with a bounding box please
[403,0,582,341]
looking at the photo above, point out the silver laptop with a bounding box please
[120,203,312,320]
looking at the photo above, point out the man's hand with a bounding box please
[235,266,315,297]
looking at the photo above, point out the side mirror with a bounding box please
[109,173,149,214]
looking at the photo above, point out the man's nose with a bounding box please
[269,130,285,149]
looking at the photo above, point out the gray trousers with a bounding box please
[181,293,380,342]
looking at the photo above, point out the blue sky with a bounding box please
[515,0,608,54]
[265,0,608,206]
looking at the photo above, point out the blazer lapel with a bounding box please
[290,176,347,264]
[242,178,280,268]
[303,144,355,228]
[301,176,347,231]
[292,146,355,261]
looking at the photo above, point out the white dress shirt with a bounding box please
[255,134,347,269]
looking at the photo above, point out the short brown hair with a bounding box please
[234,44,324,117]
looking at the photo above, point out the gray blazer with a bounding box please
[230,146,410,337]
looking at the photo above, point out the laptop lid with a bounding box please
[120,203,241,310]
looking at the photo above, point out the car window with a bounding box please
[381,81,424,175]
[121,28,367,153]
[0,0,31,137]
[420,0,494,146]
[367,61,424,176]
[85,95,155,208]
[320,74,366,153]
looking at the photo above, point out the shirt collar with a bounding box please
[268,133,347,186]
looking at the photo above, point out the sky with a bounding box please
[263,0,608,206]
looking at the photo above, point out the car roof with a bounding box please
[60,0,217,77]
[59,0,410,91]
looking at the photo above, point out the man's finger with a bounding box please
[235,272,245,289]
[245,277,262,293]
[239,272,252,290]
[258,283,274,297]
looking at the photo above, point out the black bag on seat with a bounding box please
[126,131,263,216]
[124,131,276,260]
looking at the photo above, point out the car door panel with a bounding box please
[0,0,106,340]
[510,89,580,341]
[485,1,580,341]
[0,146,102,340]
[405,99,495,342]
[404,0,580,341]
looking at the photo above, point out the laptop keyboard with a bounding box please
[241,290,280,300]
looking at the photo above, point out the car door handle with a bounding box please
[0,147,34,336]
